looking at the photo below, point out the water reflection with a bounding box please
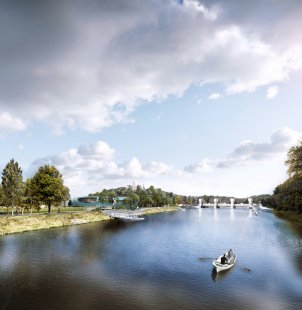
[214,207,218,221]
[230,207,234,221]
[198,208,202,219]
[0,209,301,310]
[211,268,233,282]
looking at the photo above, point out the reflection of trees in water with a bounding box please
[1,260,141,310]
[275,221,302,276]
[0,220,133,279]
[57,219,135,265]
[293,252,302,276]
[0,219,140,308]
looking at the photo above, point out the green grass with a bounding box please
[141,206,179,215]
[0,205,180,236]
[0,211,110,235]
[0,206,86,215]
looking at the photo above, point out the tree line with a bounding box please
[89,186,268,209]
[89,185,205,209]
[0,159,70,214]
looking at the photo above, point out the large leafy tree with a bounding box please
[22,178,43,213]
[125,192,140,209]
[274,140,302,213]
[107,190,117,203]
[0,185,5,207]
[285,141,302,177]
[274,175,302,213]
[1,159,23,214]
[138,190,153,208]
[31,165,69,213]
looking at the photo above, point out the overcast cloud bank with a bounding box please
[1,0,302,134]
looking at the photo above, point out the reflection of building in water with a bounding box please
[230,207,234,221]
[198,208,203,219]
[214,207,218,221]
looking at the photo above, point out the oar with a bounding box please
[240,266,251,272]
[199,257,215,261]
[236,261,251,272]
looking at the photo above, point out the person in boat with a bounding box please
[220,254,228,264]
[228,249,233,258]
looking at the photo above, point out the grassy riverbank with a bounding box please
[274,210,302,225]
[0,211,110,236]
[0,206,180,236]
[141,206,179,215]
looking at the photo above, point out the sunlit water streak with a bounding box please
[0,209,301,309]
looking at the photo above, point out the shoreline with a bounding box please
[0,206,179,236]
[274,210,302,225]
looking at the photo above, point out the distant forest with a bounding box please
[89,185,275,208]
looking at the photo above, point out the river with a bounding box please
[0,208,301,309]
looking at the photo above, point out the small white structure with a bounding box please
[214,198,219,208]
[230,198,235,208]
[248,197,253,205]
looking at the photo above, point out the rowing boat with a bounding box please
[212,251,236,273]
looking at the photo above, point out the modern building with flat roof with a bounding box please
[70,196,110,208]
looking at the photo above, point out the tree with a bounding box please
[0,185,5,207]
[1,159,23,215]
[31,165,69,213]
[57,186,70,212]
[138,191,153,208]
[175,195,183,205]
[107,190,117,203]
[98,191,107,206]
[126,192,140,209]
[285,141,302,177]
[274,175,302,213]
[273,140,302,213]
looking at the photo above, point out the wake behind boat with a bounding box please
[212,250,236,273]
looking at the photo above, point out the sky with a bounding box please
[1,0,302,198]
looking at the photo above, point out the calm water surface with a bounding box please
[0,208,302,310]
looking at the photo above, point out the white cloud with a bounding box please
[185,158,214,173]
[208,93,223,100]
[30,140,177,196]
[28,127,302,197]
[185,127,302,171]
[266,86,279,99]
[182,0,220,20]
[0,112,26,136]
[178,127,302,196]
[0,0,302,133]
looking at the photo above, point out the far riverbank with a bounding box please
[0,206,179,236]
